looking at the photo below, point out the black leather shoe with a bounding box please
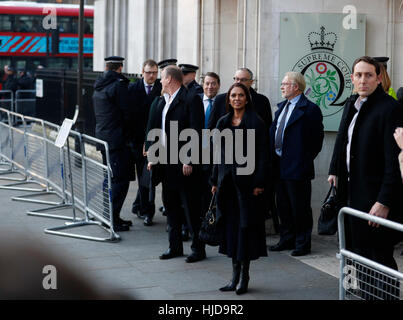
[185,251,206,263]
[291,248,311,257]
[113,223,130,232]
[144,216,153,226]
[268,242,295,252]
[118,217,132,227]
[159,248,183,260]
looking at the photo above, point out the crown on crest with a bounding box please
[308,26,337,51]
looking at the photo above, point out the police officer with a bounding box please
[178,64,203,97]
[93,56,136,232]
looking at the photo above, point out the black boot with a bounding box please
[236,260,250,295]
[219,258,241,292]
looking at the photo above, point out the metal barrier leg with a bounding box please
[0,177,47,191]
[44,220,121,243]
[0,166,27,181]
[27,203,84,221]
[11,190,64,205]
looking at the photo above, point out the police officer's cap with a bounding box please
[104,56,125,64]
[373,56,389,68]
[178,64,199,74]
[158,59,177,69]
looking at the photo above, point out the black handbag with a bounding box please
[318,183,338,235]
[199,193,222,246]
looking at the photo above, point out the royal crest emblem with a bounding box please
[292,26,353,117]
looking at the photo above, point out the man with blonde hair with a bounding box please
[268,71,324,257]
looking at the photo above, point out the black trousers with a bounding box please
[276,179,313,251]
[162,176,204,254]
[101,149,130,223]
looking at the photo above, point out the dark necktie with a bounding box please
[146,85,152,95]
[274,101,291,151]
[205,99,213,129]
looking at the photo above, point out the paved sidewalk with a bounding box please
[0,174,402,300]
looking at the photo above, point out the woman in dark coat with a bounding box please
[211,83,269,295]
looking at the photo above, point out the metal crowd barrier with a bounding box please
[337,207,403,300]
[0,90,14,118]
[14,90,36,118]
[0,108,120,242]
[12,117,65,206]
[0,109,45,191]
[44,134,120,242]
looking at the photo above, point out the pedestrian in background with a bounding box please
[92,56,136,232]
[129,59,161,226]
[269,71,324,257]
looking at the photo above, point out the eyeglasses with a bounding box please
[233,77,252,82]
[144,71,158,75]
[281,82,295,87]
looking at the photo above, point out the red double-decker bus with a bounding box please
[0,1,94,73]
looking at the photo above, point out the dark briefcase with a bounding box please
[318,183,338,236]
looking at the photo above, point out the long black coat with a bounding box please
[210,107,269,260]
[207,88,273,130]
[145,86,205,188]
[329,85,403,248]
[92,71,135,182]
[211,107,270,227]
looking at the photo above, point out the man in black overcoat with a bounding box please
[269,71,324,256]
[129,59,162,226]
[328,56,403,299]
[93,56,136,232]
[146,66,206,263]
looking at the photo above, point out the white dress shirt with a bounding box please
[346,96,367,173]
[161,88,180,147]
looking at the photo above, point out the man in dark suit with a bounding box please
[199,72,221,216]
[93,56,136,232]
[268,71,324,256]
[179,64,203,97]
[129,59,162,226]
[328,56,403,299]
[146,66,206,263]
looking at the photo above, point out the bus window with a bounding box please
[84,18,93,34]
[57,16,73,33]
[14,16,30,32]
[0,15,12,32]
[31,16,43,32]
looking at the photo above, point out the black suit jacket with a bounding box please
[207,88,272,130]
[128,79,162,152]
[145,86,205,188]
